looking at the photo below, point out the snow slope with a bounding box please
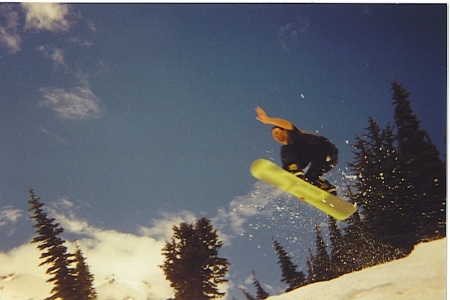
[269,238,446,300]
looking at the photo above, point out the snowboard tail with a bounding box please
[250,159,356,220]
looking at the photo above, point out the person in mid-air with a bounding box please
[255,106,338,195]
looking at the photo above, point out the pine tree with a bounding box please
[160,217,229,300]
[339,182,397,273]
[252,271,269,300]
[240,288,257,300]
[349,119,399,227]
[327,216,345,277]
[28,188,79,300]
[307,224,332,283]
[391,79,446,240]
[348,117,411,254]
[272,238,306,292]
[339,182,367,273]
[74,244,97,300]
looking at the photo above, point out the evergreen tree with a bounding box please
[307,224,332,283]
[349,119,400,227]
[240,288,257,300]
[272,238,306,292]
[339,181,397,273]
[391,79,446,240]
[160,217,229,300]
[342,210,399,271]
[305,248,314,283]
[28,188,79,300]
[74,244,97,300]
[348,117,411,254]
[338,80,446,273]
[339,182,367,273]
[252,271,269,300]
[327,216,345,277]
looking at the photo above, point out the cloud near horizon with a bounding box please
[0,183,284,299]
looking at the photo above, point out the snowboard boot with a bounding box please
[288,164,307,202]
[313,178,337,195]
[287,163,305,179]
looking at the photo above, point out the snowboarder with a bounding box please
[255,106,338,195]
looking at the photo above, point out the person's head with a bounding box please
[271,126,288,145]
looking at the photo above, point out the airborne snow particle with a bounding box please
[300,93,305,99]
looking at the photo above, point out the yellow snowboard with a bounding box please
[250,159,356,220]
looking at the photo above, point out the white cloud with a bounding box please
[0,229,172,299]
[0,185,288,299]
[0,207,23,227]
[47,199,247,300]
[21,3,72,32]
[0,3,88,54]
[138,210,197,241]
[0,4,21,53]
[0,206,24,238]
[74,229,172,300]
[38,44,67,68]
[39,78,104,120]
[0,243,52,299]
[213,183,282,237]
[0,201,175,299]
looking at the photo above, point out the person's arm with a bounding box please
[255,106,293,130]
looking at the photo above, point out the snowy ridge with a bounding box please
[269,238,446,300]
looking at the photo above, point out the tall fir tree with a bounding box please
[391,79,446,240]
[74,244,97,300]
[28,188,79,300]
[240,288,257,300]
[339,182,369,273]
[272,238,306,292]
[348,117,412,253]
[327,216,345,277]
[305,248,314,283]
[307,224,332,283]
[340,182,398,273]
[252,271,270,300]
[349,119,399,227]
[160,217,229,300]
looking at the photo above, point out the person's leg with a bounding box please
[304,149,338,195]
[280,145,309,177]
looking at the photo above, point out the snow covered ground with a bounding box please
[269,238,446,300]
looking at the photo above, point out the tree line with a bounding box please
[26,80,445,299]
[269,79,446,292]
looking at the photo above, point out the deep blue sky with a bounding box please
[0,3,447,299]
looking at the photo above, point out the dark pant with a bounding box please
[280,143,338,183]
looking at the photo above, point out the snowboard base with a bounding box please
[250,159,356,220]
